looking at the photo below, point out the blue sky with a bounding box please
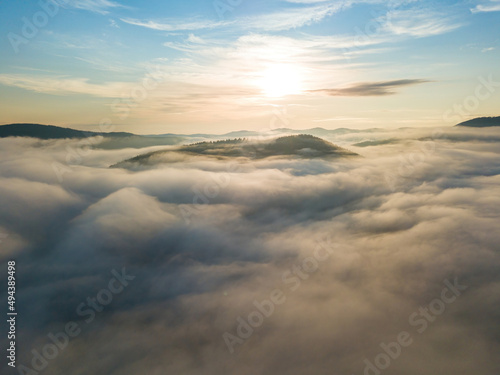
[0,0,499,133]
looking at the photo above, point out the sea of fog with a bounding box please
[1,126,500,375]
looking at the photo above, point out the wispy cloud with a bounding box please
[55,0,126,15]
[122,2,346,32]
[0,74,130,97]
[120,18,232,31]
[383,9,464,37]
[309,79,431,96]
[471,0,500,13]
[120,4,464,44]
[241,2,346,31]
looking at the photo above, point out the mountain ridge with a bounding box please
[0,123,184,149]
[0,122,395,139]
[455,117,500,128]
[1,116,498,146]
[0,123,133,139]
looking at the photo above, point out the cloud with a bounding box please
[309,79,431,96]
[0,30,395,113]
[471,0,500,13]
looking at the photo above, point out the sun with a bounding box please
[258,64,303,98]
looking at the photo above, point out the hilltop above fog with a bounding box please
[112,135,358,168]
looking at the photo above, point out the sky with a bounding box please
[0,0,499,134]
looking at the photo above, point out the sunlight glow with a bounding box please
[258,64,303,98]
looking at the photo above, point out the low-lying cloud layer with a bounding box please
[1,126,500,375]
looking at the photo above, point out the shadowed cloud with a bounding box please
[309,79,431,96]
